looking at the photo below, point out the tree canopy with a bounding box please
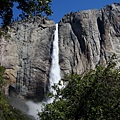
[0,0,52,26]
[39,59,120,120]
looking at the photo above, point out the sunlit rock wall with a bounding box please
[59,3,120,76]
[0,16,55,101]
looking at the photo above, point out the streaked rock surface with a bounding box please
[59,3,120,76]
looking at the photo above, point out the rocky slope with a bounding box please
[0,3,120,101]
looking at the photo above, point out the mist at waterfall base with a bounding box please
[26,24,61,119]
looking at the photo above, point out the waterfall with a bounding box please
[26,24,61,119]
[47,24,61,103]
[49,23,61,94]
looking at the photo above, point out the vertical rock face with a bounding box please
[59,3,120,76]
[0,16,55,101]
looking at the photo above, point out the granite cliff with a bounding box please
[0,16,55,101]
[0,3,120,101]
[59,3,120,76]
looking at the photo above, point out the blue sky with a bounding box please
[2,0,120,24]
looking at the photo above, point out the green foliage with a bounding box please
[0,66,12,120]
[0,66,6,90]
[0,0,52,26]
[0,99,33,120]
[39,60,120,120]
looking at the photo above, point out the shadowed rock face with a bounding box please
[59,3,120,77]
[0,3,120,101]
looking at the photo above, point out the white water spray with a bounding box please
[26,24,61,119]
[26,101,43,120]
[49,23,61,95]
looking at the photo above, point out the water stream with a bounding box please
[49,23,61,98]
[26,24,61,119]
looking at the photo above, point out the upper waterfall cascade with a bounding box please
[49,24,61,94]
